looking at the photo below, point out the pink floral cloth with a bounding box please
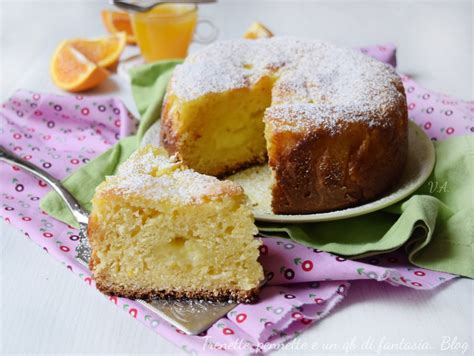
[1,45,471,354]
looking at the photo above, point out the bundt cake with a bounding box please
[88,145,264,302]
[160,37,408,214]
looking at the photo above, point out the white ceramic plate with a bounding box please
[143,120,435,223]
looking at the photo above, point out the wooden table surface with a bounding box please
[1,1,472,354]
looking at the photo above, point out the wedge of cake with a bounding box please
[88,145,264,302]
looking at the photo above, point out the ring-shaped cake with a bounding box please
[161,37,408,214]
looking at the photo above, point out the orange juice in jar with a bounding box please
[131,4,217,62]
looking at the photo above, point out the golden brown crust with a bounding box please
[267,101,408,214]
[160,93,179,156]
[94,275,260,304]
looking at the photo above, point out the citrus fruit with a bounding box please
[50,41,109,92]
[101,10,136,44]
[243,22,274,39]
[68,32,127,69]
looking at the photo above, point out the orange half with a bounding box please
[102,10,136,44]
[68,32,127,69]
[50,41,109,92]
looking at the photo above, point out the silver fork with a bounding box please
[0,145,237,335]
[112,0,217,13]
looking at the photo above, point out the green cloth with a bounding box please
[40,60,474,279]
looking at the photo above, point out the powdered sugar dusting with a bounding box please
[99,146,241,204]
[117,148,179,176]
[170,37,405,133]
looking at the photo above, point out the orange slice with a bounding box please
[68,32,127,69]
[102,10,136,44]
[50,41,109,92]
[243,22,274,39]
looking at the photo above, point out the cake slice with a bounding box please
[88,145,264,302]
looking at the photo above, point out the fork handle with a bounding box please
[0,145,89,225]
